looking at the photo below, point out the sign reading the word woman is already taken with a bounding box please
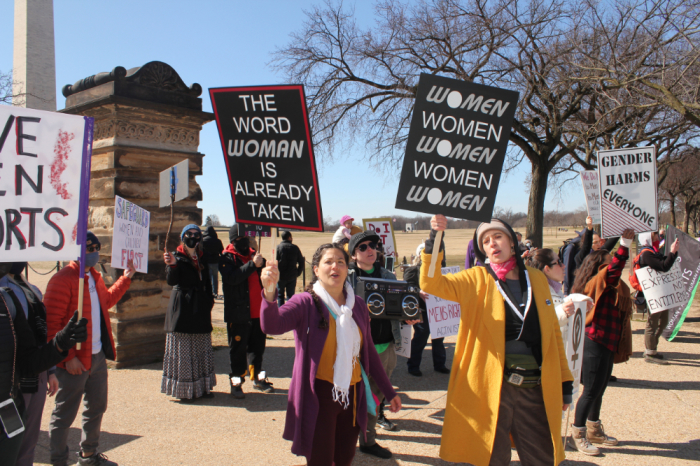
[210,85,323,231]
[395,74,519,221]
[597,146,657,238]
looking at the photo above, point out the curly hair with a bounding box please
[525,248,558,272]
[303,243,349,330]
[571,250,611,294]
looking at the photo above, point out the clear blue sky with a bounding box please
[0,0,584,227]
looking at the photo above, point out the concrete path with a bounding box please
[30,302,699,465]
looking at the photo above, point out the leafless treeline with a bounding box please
[273,0,700,244]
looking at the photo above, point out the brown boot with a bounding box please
[586,420,619,445]
[570,425,601,456]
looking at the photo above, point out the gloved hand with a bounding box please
[54,311,88,351]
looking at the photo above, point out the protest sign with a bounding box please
[426,266,461,338]
[159,160,188,208]
[396,322,412,358]
[210,85,323,231]
[0,106,93,262]
[565,297,589,396]
[110,196,150,273]
[662,225,700,340]
[635,261,685,314]
[580,170,601,223]
[395,74,519,222]
[240,223,271,238]
[362,218,397,257]
[597,147,657,238]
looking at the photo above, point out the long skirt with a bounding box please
[161,332,217,399]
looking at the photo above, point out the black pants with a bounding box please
[227,318,266,381]
[277,279,296,306]
[407,311,446,372]
[574,336,615,426]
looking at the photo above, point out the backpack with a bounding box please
[629,246,655,292]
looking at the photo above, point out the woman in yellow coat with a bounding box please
[421,215,573,466]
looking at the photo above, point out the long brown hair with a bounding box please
[525,248,557,272]
[571,250,610,294]
[304,243,349,330]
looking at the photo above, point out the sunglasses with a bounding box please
[550,259,563,267]
[184,232,201,239]
[87,245,100,253]
[357,242,377,252]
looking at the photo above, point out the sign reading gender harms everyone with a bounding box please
[635,262,685,314]
[0,106,94,262]
[597,147,657,238]
[580,170,602,224]
[110,196,150,273]
[426,266,462,338]
[395,74,519,221]
[565,300,587,396]
[210,85,323,231]
[362,218,397,257]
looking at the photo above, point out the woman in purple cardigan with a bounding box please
[260,243,401,465]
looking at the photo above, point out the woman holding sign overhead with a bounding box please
[162,225,216,401]
[420,215,572,466]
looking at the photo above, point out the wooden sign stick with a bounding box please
[427,230,443,278]
[266,229,277,293]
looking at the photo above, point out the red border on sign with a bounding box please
[209,85,324,232]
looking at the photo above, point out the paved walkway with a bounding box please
[31,302,699,465]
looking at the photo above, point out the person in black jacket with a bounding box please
[0,262,87,466]
[162,224,216,401]
[202,226,224,299]
[219,225,273,399]
[635,232,679,364]
[275,231,304,306]
[575,217,620,269]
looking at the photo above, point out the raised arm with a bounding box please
[259,261,304,335]
[606,229,634,286]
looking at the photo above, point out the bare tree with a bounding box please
[1,70,14,105]
[204,214,221,227]
[660,149,700,232]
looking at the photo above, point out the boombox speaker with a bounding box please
[356,277,421,320]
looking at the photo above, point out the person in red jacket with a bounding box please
[44,232,134,466]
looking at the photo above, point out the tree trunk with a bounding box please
[669,196,676,227]
[684,204,691,233]
[526,161,549,248]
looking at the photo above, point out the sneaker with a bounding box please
[253,378,274,393]
[435,366,451,374]
[377,413,396,431]
[569,425,601,456]
[77,452,118,466]
[359,442,392,459]
[230,384,245,399]
[645,354,669,365]
[407,369,422,377]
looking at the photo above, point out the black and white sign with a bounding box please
[597,147,657,238]
[395,74,519,221]
[210,85,323,231]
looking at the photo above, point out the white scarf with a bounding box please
[313,281,361,408]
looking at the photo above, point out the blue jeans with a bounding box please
[407,312,446,372]
[277,279,296,306]
[209,263,219,296]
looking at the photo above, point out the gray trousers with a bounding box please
[489,383,554,466]
[49,352,108,465]
[360,344,397,447]
[645,310,669,352]
[16,371,48,466]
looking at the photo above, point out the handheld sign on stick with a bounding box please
[159,160,189,252]
[393,74,519,276]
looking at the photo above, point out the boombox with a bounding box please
[356,277,421,320]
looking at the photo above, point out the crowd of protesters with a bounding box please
[1,211,693,466]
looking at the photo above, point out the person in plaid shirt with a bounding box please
[569,228,635,456]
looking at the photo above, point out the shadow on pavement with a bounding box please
[615,379,700,390]
[613,439,700,460]
[34,428,140,464]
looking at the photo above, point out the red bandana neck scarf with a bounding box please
[490,256,517,281]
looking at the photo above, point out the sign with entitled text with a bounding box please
[110,196,150,273]
[580,170,601,224]
[426,266,462,338]
[635,262,685,314]
[210,85,323,231]
[0,106,93,262]
[395,74,519,221]
[662,225,700,340]
[362,218,397,257]
[597,147,657,238]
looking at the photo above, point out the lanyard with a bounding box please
[494,270,532,338]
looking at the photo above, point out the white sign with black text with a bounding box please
[580,170,601,224]
[425,266,461,339]
[635,262,685,314]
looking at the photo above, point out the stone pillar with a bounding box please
[13,0,57,110]
[62,62,214,367]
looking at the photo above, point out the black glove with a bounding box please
[424,229,445,255]
[54,311,88,351]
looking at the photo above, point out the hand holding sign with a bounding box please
[670,238,679,254]
[428,215,448,277]
[261,262,279,302]
[124,259,136,279]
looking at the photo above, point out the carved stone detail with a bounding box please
[93,119,199,148]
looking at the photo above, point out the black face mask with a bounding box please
[234,237,249,253]
[184,237,200,249]
[10,262,27,275]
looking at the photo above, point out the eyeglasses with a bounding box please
[87,245,100,253]
[357,242,377,252]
